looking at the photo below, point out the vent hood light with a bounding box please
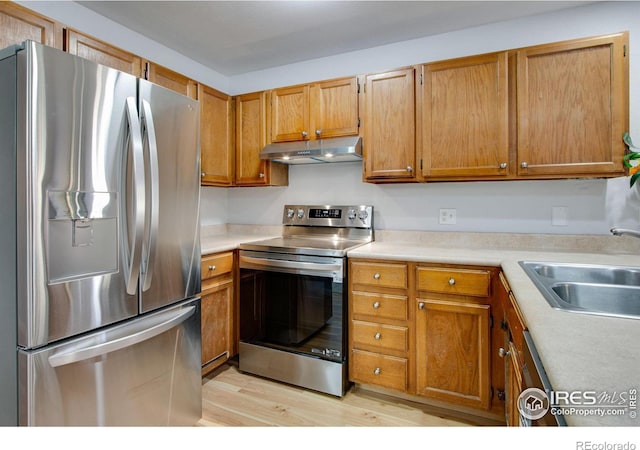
[259,136,362,164]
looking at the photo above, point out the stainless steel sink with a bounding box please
[519,261,640,320]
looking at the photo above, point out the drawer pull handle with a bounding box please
[418,302,425,310]
[448,278,456,286]
[374,332,381,340]
[373,273,381,280]
[498,347,510,358]
[208,265,216,271]
[372,301,380,309]
[373,367,381,375]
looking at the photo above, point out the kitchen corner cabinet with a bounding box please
[235,91,288,186]
[145,62,198,100]
[516,32,628,178]
[420,52,510,179]
[362,67,417,182]
[200,251,235,376]
[200,84,234,186]
[0,2,63,50]
[496,272,527,426]
[349,260,411,393]
[64,29,143,77]
[269,76,359,143]
[415,265,494,410]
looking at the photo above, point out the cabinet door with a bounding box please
[236,91,269,185]
[505,341,523,426]
[200,84,234,186]
[145,62,198,100]
[416,298,491,410]
[517,32,628,177]
[311,77,359,139]
[0,2,62,50]
[270,84,310,142]
[65,29,142,77]
[363,68,416,181]
[201,277,233,375]
[421,52,509,179]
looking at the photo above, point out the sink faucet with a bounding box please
[610,227,640,239]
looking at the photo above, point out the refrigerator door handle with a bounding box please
[124,97,146,295]
[140,99,159,292]
[47,305,196,368]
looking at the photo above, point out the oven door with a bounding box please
[239,250,345,361]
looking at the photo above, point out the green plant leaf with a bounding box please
[631,171,640,188]
[623,132,635,149]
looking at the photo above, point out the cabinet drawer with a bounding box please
[352,320,408,353]
[417,267,490,297]
[351,261,407,290]
[352,291,408,321]
[351,350,407,392]
[201,252,233,281]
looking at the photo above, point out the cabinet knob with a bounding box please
[374,332,381,340]
[499,162,507,169]
[372,301,380,309]
[373,273,381,280]
[201,172,205,177]
[315,129,322,137]
[258,172,265,178]
[373,367,381,375]
[520,161,528,169]
[301,131,308,138]
[498,347,510,358]
[406,166,413,172]
[448,278,456,286]
[418,302,425,310]
[208,265,216,271]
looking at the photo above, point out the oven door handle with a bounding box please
[240,255,342,274]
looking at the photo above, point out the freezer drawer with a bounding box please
[18,298,201,426]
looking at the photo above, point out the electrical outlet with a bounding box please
[552,206,569,226]
[439,208,457,225]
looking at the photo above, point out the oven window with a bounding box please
[240,269,345,362]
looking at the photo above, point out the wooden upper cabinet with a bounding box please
[311,77,359,139]
[362,68,416,182]
[270,76,359,142]
[145,62,198,100]
[64,29,142,77]
[270,84,310,142]
[200,84,234,186]
[420,52,510,179]
[236,91,288,186]
[0,2,62,50]
[516,32,628,178]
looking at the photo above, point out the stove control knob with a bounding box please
[297,208,305,219]
[347,209,357,220]
[358,210,369,221]
[287,208,295,219]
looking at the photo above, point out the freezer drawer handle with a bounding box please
[47,306,196,368]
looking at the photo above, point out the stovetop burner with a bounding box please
[239,205,374,257]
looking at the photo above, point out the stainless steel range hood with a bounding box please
[259,136,362,164]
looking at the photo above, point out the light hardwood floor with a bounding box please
[198,363,491,427]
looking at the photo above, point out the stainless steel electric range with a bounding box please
[238,205,374,396]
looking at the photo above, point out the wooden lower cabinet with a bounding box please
[201,251,235,376]
[415,298,491,409]
[349,258,504,421]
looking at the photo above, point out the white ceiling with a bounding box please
[77,1,595,76]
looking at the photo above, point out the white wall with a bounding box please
[19,0,640,235]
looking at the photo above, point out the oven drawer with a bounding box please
[352,291,408,321]
[351,261,408,290]
[201,252,233,281]
[417,266,490,297]
[352,320,408,353]
[351,350,407,391]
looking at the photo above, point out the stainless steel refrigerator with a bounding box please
[0,41,202,426]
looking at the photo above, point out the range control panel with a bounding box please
[282,205,373,229]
